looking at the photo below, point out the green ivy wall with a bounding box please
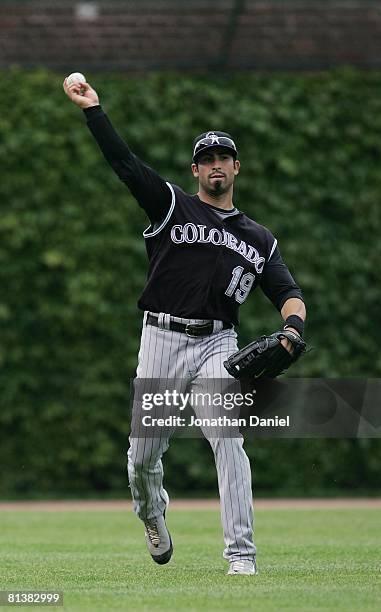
[0,68,380,496]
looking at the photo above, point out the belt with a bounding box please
[146,313,232,338]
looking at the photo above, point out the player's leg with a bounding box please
[127,433,170,521]
[128,432,173,565]
[191,329,257,569]
[127,312,195,563]
[210,436,256,564]
[128,314,192,519]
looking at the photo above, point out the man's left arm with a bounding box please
[260,245,306,352]
[280,297,306,353]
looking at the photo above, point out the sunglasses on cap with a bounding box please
[193,134,237,162]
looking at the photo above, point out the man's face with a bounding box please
[191,147,240,196]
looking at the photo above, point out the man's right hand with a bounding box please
[63,78,99,109]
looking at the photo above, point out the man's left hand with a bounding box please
[281,327,300,354]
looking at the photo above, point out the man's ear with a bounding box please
[234,159,240,175]
[191,162,199,177]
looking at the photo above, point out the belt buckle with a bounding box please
[185,322,212,337]
[185,323,199,338]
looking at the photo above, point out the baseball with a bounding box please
[66,72,86,86]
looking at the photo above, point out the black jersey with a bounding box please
[84,106,303,325]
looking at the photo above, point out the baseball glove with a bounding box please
[224,329,307,380]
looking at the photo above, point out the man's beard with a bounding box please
[211,179,224,194]
[205,177,231,196]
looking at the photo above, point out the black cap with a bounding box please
[192,131,238,162]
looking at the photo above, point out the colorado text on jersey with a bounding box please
[170,223,266,273]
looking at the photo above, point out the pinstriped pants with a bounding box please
[127,311,256,562]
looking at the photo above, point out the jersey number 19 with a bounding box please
[225,266,255,304]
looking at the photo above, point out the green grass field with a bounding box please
[0,508,379,611]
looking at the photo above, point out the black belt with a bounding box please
[146,313,232,338]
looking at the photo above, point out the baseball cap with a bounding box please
[192,131,238,162]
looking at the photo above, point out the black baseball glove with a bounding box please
[224,329,307,380]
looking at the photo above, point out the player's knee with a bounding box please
[128,451,158,473]
[127,440,168,473]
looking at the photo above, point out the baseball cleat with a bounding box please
[227,559,258,575]
[143,493,173,565]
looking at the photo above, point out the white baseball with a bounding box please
[66,72,86,86]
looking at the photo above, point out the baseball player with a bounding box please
[63,78,306,576]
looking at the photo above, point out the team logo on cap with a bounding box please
[205,132,220,144]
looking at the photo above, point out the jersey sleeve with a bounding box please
[260,238,304,311]
[83,105,172,223]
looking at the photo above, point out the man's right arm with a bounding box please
[63,78,172,222]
